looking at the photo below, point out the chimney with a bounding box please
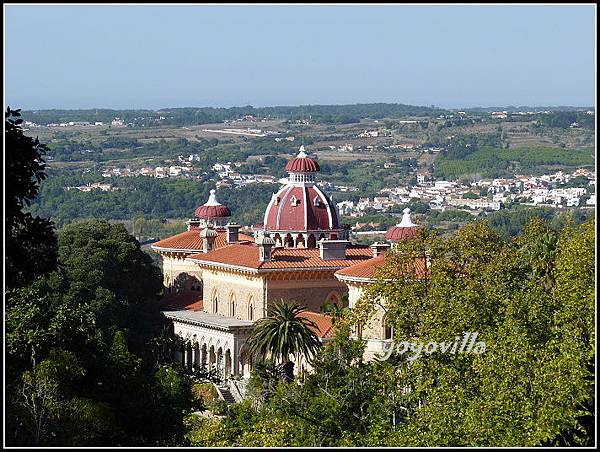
[370,242,391,257]
[200,225,218,253]
[226,223,241,243]
[255,231,275,262]
[318,239,349,260]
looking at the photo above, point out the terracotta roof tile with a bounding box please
[152,229,254,252]
[300,311,335,339]
[160,291,204,311]
[285,156,320,173]
[336,253,428,281]
[187,243,373,271]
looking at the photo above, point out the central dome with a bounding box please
[262,146,347,248]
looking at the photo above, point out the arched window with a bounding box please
[296,233,305,248]
[291,195,299,207]
[248,297,254,321]
[212,290,219,314]
[383,315,393,340]
[325,291,341,306]
[284,234,294,248]
[307,234,316,248]
[229,293,236,317]
[314,196,320,207]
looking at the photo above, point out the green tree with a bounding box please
[6,219,192,446]
[247,301,321,382]
[353,218,595,446]
[5,107,57,288]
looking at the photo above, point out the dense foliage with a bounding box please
[5,220,194,445]
[5,107,57,287]
[21,103,450,127]
[435,145,594,179]
[5,113,195,446]
[355,218,595,446]
[28,172,276,228]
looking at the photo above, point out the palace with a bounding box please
[152,146,422,378]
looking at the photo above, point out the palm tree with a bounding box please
[247,300,322,382]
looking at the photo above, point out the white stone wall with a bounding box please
[202,269,266,320]
[265,277,347,312]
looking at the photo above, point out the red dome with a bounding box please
[385,208,420,242]
[385,226,418,241]
[264,185,339,231]
[194,189,231,219]
[285,146,320,173]
[195,204,231,219]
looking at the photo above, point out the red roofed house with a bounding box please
[151,147,423,379]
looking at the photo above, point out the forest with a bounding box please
[21,103,450,127]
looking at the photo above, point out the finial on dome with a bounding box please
[398,207,416,227]
[205,189,220,206]
[297,145,308,158]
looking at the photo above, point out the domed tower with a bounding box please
[385,207,420,244]
[263,146,347,248]
[188,189,232,230]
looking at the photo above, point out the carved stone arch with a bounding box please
[296,233,305,248]
[325,290,341,306]
[173,272,202,293]
[284,233,294,248]
[274,233,282,247]
[307,234,317,248]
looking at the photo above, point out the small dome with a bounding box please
[385,208,419,242]
[194,189,232,219]
[284,146,320,173]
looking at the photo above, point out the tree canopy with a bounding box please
[5,107,57,288]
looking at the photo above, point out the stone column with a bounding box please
[201,345,207,369]
[183,344,189,368]
[233,351,240,377]
[192,343,199,369]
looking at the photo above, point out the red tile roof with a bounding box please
[335,253,428,282]
[300,311,335,339]
[186,243,373,271]
[152,229,254,252]
[161,291,204,311]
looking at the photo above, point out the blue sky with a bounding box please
[4,4,596,110]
